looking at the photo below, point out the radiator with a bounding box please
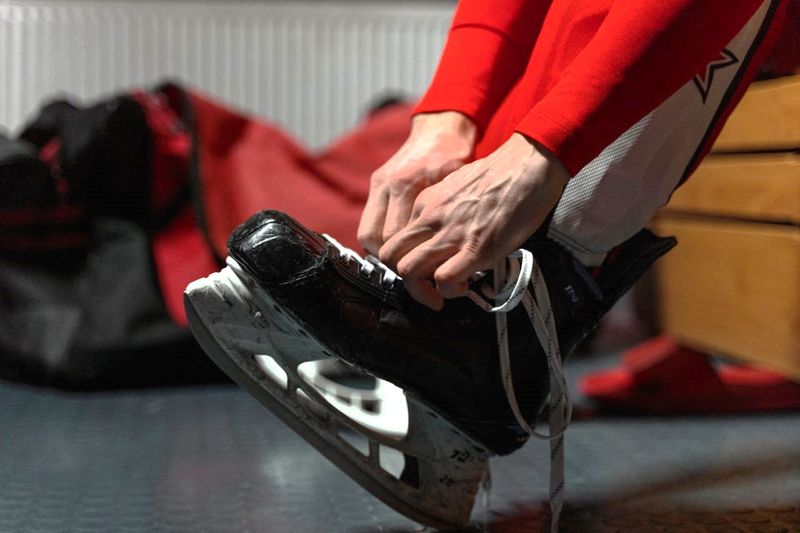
[0,0,453,148]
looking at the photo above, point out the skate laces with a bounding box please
[466,249,572,533]
[322,234,399,288]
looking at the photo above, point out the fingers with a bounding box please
[395,238,454,311]
[390,237,480,309]
[376,219,446,310]
[357,185,389,255]
[382,184,420,243]
[434,244,491,299]
[359,171,431,254]
[402,276,444,311]
[379,220,434,272]
[386,229,485,310]
[395,238,453,281]
[360,152,467,254]
[383,158,466,242]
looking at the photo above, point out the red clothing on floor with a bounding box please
[415,0,787,175]
[152,92,413,325]
[191,94,412,260]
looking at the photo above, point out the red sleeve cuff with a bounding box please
[515,103,600,177]
[412,83,490,133]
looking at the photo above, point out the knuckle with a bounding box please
[396,262,414,279]
[416,187,432,202]
[357,229,381,250]
[370,169,388,188]
[378,251,396,270]
[381,229,396,244]
[464,232,488,256]
[412,189,435,215]
[434,269,455,286]
[421,164,442,180]
[389,173,424,195]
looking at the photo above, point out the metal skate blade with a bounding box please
[185,260,490,529]
[296,359,409,440]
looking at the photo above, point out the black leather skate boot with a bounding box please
[227,210,673,451]
[185,209,675,529]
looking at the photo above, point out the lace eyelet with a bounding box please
[323,233,398,290]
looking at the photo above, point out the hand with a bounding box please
[378,133,571,310]
[357,111,477,255]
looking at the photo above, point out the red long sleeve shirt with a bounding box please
[415,0,783,175]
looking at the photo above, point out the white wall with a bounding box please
[0,0,453,148]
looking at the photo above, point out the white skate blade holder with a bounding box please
[184,257,490,530]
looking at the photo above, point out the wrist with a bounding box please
[411,111,477,144]
[511,132,571,185]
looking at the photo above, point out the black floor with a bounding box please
[2,352,799,532]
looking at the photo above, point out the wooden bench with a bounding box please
[651,75,800,380]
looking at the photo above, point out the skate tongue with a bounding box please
[467,248,571,533]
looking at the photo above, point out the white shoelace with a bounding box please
[322,235,570,531]
[323,234,399,287]
[467,249,572,533]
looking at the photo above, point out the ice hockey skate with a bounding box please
[184,210,675,529]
